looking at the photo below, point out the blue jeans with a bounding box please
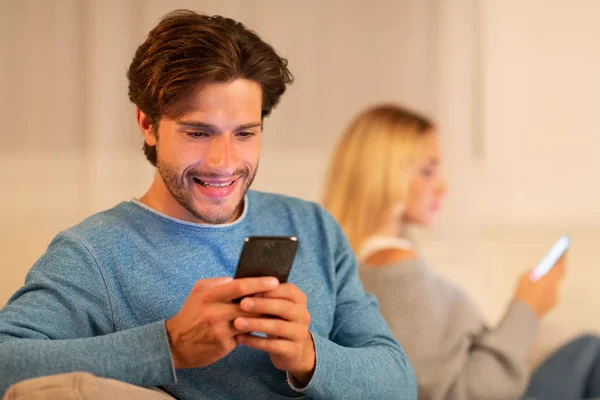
[522,334,600,400]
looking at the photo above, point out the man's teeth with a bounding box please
[196,179,234,188]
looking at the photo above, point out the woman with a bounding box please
[322,104,600,400]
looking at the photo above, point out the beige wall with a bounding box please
[1,0,599,357]
[478,0,600,228]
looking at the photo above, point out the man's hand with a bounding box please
[165,276,279,369]
[514,255,566,317]
[233,284,315,386]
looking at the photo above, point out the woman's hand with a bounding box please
[513,256,566,317]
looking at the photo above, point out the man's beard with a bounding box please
[157,158,257,224]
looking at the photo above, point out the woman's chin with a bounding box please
[403,217,431,228]
[421,213,439,227]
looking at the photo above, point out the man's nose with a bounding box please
[205,135,235,172]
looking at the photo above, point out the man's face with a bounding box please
[140,79,263,224]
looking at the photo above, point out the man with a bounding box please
[0,10,416,399]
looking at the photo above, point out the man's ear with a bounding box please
[137,108,157,146]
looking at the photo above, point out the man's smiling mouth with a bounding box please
[192,177,236,188]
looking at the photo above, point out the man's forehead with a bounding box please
[186,79,262,108]
[166,80,263,128]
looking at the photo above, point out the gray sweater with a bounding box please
[359,258,539,400]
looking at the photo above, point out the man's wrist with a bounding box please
[165,318,184,369]
[289,367,314,388]
[288,333,316,387]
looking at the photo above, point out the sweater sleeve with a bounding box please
[289,211,417,399]
[447,301,539,400]
[0,232,176,396]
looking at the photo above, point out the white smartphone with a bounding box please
[530,235,570,281]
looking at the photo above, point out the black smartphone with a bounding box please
[234,236,299,283]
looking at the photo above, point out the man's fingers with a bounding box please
[202,303,260,325]
[239,297,308,323]
[235,334,293,355]
[233,317,303,341]
[202,277,279,303]
[192,277,233,293]
[258,283,307,304]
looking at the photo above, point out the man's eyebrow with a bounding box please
[177,121,262,131]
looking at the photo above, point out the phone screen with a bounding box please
[530,235,570,281]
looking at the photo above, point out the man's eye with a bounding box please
[237,131,254,138]
[188,132,209,138]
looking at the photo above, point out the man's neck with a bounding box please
[138,176,189,221]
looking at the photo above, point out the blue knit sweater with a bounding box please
[0,191,416,399]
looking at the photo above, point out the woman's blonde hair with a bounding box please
[322,104,435,253]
